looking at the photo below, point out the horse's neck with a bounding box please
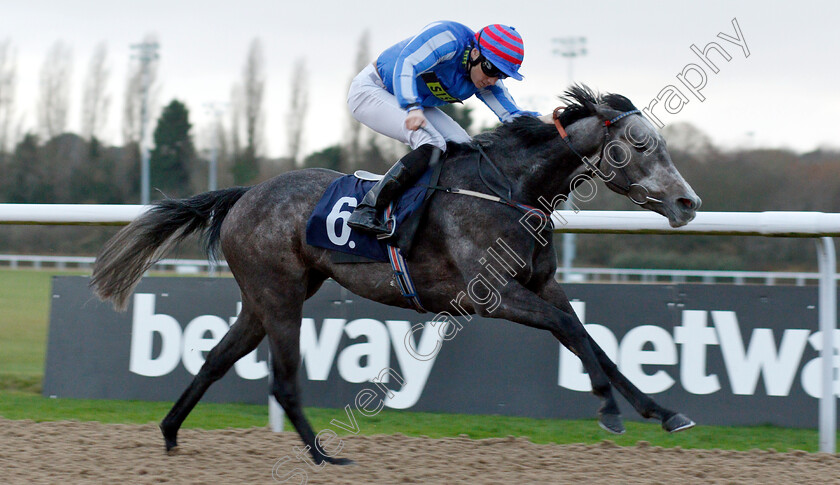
[515,117,605,207]
[513,146,585,207]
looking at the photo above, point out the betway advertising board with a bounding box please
[44,276,837,428]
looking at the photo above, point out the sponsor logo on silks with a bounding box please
[419,71,461,104]
[427,82,459,103]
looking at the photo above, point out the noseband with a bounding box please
[552,107,662,205]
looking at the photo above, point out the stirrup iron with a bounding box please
[375,215,397,240]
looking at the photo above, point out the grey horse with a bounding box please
[91,86,701,465]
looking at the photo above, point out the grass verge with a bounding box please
[0,269,830,453]
[0,390,825,452]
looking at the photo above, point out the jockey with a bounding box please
[347,20,539,235]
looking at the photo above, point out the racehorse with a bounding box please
[90,85,701,465]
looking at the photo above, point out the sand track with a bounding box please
[1,418,839,484]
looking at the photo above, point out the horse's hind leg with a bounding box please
[261,297,354,466]
[159,307,265,451]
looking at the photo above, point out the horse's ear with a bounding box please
[581,97,598,115]
[563,84,600,115]
[591,103,622,122]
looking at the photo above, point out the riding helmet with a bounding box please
[476,24,525,80]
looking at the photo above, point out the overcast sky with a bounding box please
[1,0,838,158]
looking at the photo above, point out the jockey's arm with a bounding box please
[476,81,541,123]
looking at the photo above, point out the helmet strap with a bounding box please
[468,48,484,68]
[471,29,488,68]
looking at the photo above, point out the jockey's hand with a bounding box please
[405,109,427,131]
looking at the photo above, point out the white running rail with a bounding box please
[1,205,837,452]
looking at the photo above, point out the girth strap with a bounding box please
[383,204,426,313]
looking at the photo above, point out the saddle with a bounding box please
[305,162,443,263]
[351,170,384,182]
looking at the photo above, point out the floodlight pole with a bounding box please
[131,41,159,205]
[552,37,587,281]
[203,102,227,192]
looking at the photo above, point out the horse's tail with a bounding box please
[90,186,251,311]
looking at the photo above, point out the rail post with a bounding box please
[816,237,837,453]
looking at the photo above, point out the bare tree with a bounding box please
[80,42,110,141]
[0,39,16,154]
[286,58,308,165]
[229,83,242,161]
[661,122,717,159]
[230,38,264,184]
[211,107,233,188]
[38,41,73,140]
[344,30,370,170]
[243,38,265,160]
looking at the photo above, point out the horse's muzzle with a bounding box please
[665,194,702,227]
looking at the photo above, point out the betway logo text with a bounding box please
[128,294,442,409]
[561,301,839,398]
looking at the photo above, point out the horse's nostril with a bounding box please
[677,197,696,211]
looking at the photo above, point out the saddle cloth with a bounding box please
[305,169,433,262]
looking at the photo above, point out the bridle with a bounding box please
[552,107,663,205]
[420,127,553,229]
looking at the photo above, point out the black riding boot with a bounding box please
[347,144,436,235]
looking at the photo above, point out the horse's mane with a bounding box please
[461,84,640,151]
[447,84,636,156]
[558,84,639,125]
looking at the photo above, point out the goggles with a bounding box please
[479,58,507,79]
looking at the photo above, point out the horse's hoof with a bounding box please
[325,456,355,466]
[160,423,178,452]
[663,413,695,433]
[163,438,178,452]
[598,413,626,435]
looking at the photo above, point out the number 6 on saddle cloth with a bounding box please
[305,163,441,264]
[305,165,441,312]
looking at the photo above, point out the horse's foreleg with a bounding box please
[540,281,695,433]
[469,278,625,434]
[586,337,694,432]
[159,308,265,451]
[549,328,624,434]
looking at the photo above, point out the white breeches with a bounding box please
[347,64,472,152]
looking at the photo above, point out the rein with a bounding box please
[425,146,552,230]
[428,183,551,225]
[476,144,514,201]
[553,106,662,205]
